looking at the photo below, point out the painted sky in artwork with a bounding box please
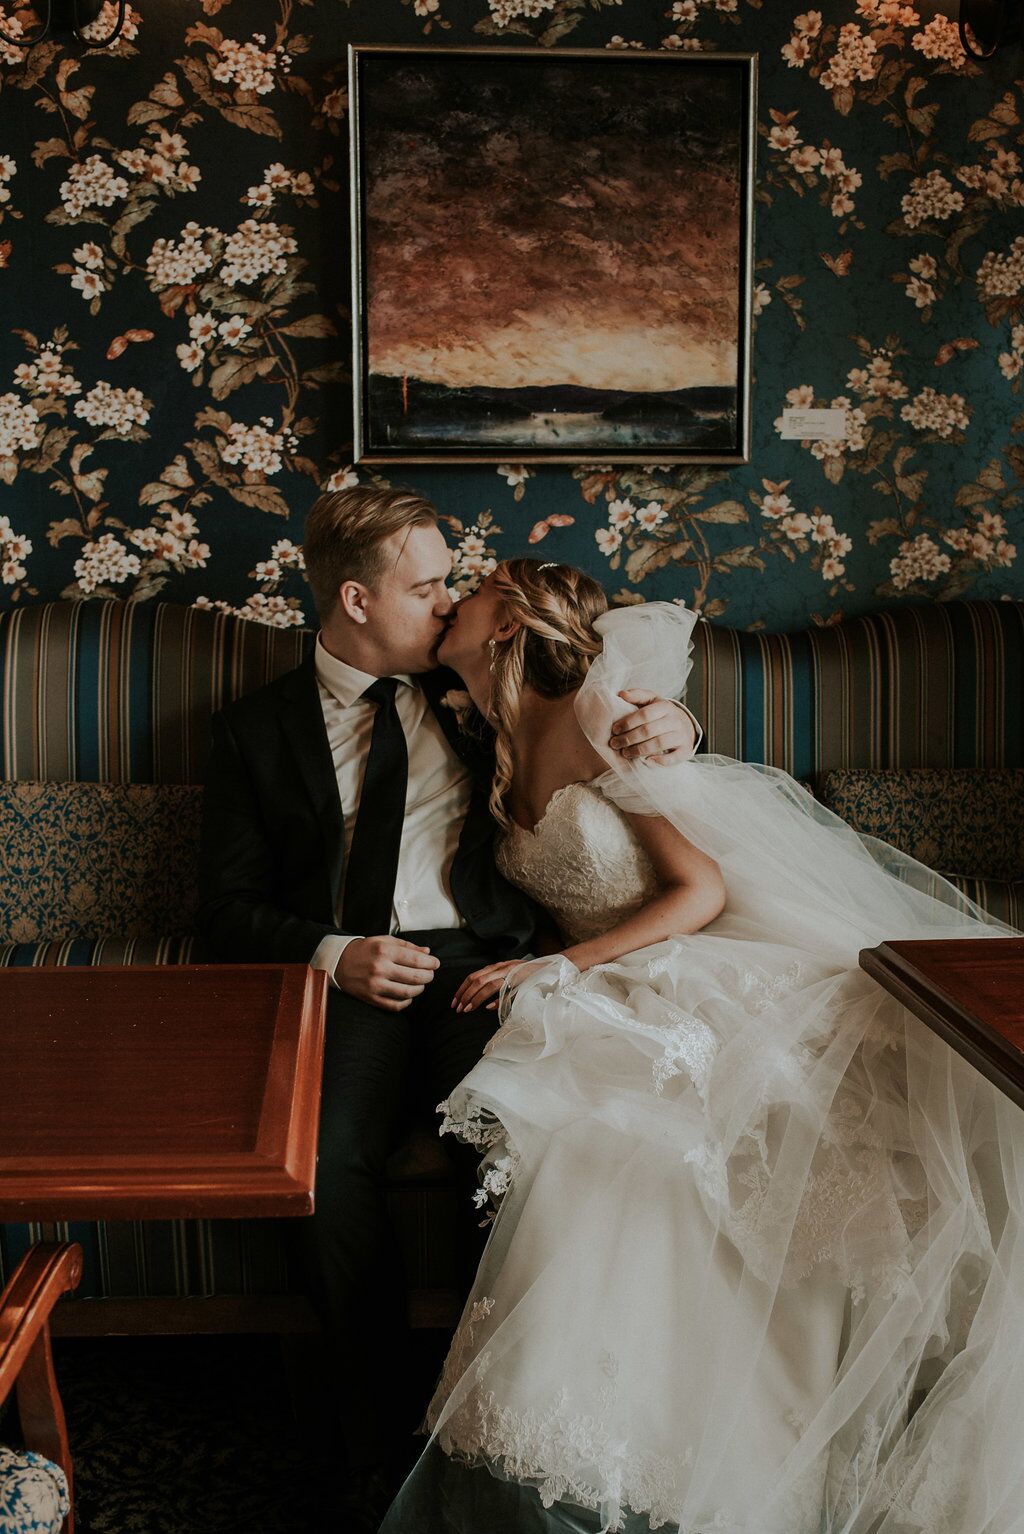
[361,57,744,394]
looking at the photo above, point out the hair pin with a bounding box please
[537,562,559,571]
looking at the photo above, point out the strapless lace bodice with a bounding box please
[495,771,660,943]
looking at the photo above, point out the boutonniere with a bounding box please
[440,688,473,721]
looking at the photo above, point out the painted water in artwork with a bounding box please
[357,53,749,460]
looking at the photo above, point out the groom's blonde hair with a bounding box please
[303,486,438,618]
[487,559,607,829]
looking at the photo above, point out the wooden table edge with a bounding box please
[859,942,1024,1114]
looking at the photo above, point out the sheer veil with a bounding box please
[381,601,1024,1534]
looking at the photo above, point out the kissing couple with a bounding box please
[199,487,1022,1534]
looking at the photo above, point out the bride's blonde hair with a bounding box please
[487,559,608,829]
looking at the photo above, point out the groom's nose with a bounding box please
[435,588,454,619]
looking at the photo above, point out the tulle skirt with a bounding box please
[382,600,1024,1533]
[381,913,1024,1534]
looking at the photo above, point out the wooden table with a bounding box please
[860,937,1024,1111]
[0,964,327,1221]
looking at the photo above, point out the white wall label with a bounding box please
[779,408,848,440]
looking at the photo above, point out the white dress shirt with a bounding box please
[309,634,705,986]
[309,638,472,987]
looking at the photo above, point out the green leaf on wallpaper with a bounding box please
[128,574,170,603]
[195,407,234,435]
[139,482,184,507]
[955,483,994,507]
[276,315,337,339]
[208,354,276,401]
[714,546,766,572]
[161,457,194,488]
[691,501,747,524]
[152,74,185,108]
[1005,445,1024,480]
[217,102,283,139]
[47,518,85,547]
[977,463,1007,492]
[127,101,174,126]
[907,104,938,137]
[303,362,347,386]
[896,473,927,503]
[32,139,71,168]
[111,190,161,245]
[225,482,290,517]
[968,117,1010,143]
[539,17,583,45]
[188,437,232,487]
[31,427,75,473]
[625,539,694,584]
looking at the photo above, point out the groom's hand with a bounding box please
[335,936,440,1012]
[610,691,698,764]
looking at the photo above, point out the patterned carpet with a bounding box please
[7,1333,449,1534]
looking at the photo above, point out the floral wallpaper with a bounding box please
[0,0,1021,631]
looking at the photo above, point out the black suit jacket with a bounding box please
[195,656,537,966]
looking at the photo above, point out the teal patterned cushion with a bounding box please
[818,769,1024,881]
[0,784,202,944]
[0,1446,69,1534]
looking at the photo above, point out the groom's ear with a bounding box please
[338,580,370,625]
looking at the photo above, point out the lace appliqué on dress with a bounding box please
[495,781,661,946]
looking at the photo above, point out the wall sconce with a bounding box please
[920,0,1022,57]
[0,0,127,51]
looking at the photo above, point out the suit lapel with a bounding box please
[277,655,346,892]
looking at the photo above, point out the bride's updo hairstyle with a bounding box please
[488,558,608,829]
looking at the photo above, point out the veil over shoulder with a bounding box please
[381,602,1024,1534]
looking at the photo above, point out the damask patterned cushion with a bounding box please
[817,769,1024,881]
[0,784,202,944]
[0,1445,69,1534]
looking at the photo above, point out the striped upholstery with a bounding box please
[1,596,1021,1304]
[690,600,1024,780]
[0,598,310,785]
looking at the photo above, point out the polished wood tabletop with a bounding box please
[0,964,327,1221]
[860,937,1024,1111]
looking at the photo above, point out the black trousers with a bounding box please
[294,929,503,1473]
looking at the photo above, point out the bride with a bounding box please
[380,559,1023,1534]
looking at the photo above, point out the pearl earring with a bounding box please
[488,638,498,673]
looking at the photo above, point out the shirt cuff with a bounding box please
[310,933,362,990]
[674,700,703,756]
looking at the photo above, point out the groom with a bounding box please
[195,486,698,1504]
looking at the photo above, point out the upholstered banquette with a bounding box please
[0,596,1021,1326]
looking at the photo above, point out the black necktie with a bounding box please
[341,678,409,936]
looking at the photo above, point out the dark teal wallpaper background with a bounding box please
[0,0,1021,630]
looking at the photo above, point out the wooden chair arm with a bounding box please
[0,1240,82,1532]
[0,1242,83,1406]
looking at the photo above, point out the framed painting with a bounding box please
[349,45,757,466]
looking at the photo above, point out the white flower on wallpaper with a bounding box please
[0,515,33,587]
[900,170,965,229]
[58,156,130,218]
[0,0,1019,627]
[73,382,151,436]
[209,34,291,96]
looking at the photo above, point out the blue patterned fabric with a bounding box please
[0,1446,69,1534]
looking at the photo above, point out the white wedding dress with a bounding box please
[380,604,1024,1534]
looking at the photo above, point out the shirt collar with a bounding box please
[314,635,414,708]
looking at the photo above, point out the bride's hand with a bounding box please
[452,958,548,1013]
